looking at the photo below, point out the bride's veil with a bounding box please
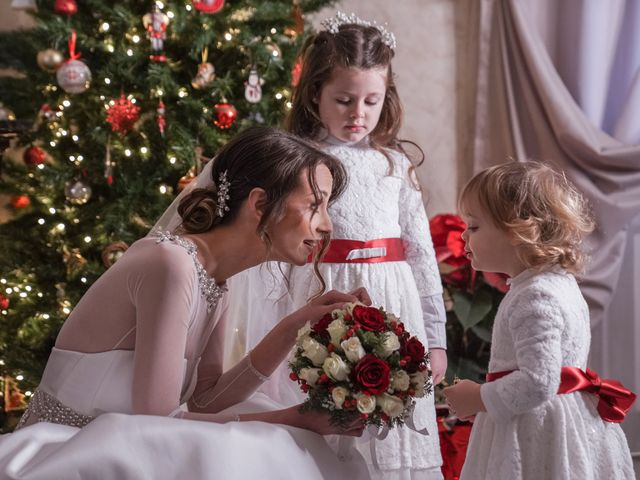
[149,158,215,234]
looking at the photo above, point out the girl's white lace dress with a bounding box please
[461,268,635,479]
[227,137,447,479]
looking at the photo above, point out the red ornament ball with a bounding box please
[106,94,141,135]
[54,0,77,15]
[193,0,224,14]
[10,195,30,209]
[0,294,8,310]
[213,101,237,129]
[23,146,46,166]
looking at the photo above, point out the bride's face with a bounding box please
[267,164,333,266]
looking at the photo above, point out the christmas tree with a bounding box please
[0,0,333,430]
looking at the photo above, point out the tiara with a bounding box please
[216,170,230,218]
[321,11,397,50]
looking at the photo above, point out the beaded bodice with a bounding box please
[152,230,227,312]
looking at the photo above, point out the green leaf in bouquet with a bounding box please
[452,289,493,330]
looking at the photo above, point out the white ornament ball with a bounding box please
[64,178,92,205]
[56,59,92,94]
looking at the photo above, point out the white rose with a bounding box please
[340,336,366,363]
[410,371,428,397]
[295,323,312,346]
[376,393,405,418]
[327,318,348,347]
[355,393,376,414]
[301,337,329,366]
[375,332,401,358]
[299,367,322,386]
[322,352,350,381]
[331,386,349,409]
[391,370,411,391]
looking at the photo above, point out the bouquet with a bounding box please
[289,303,433,428]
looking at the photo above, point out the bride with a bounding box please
[0,127,371,480]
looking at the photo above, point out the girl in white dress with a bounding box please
[444,161,636,479]
[0,127,372,480]
[229,12,447,480]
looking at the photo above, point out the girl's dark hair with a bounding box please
[177,127,347,293]
[285,22,424,176]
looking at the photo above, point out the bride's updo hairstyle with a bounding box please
[177,127,346,288]
[459,161,594,274]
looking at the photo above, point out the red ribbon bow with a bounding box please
[559,367,637,423]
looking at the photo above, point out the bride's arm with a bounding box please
[186,289,371,416]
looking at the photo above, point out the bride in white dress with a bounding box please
[0,127,371,480]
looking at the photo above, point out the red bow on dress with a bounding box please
[486,367,636,423]
[559,367,637,423]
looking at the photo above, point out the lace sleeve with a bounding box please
[480,287,564,422]
[187,297,270,414]
[397,154,447,348]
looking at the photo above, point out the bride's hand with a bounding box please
[284,405,365,437]
[286,287,372,330]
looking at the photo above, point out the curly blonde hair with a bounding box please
[458,161,595,274]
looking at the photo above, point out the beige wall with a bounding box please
[0,1,461,217]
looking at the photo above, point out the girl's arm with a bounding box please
[479,287,564,422]
[397,154,448,380]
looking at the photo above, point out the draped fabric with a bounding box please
[462,0,640,449]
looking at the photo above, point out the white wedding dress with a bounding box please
[0,232,369,480]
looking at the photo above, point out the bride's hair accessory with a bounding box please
[321,11,396,50]
[216,170,231,218]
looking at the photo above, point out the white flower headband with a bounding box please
[321,11,397,50]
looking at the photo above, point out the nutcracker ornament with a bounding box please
[191,48,215,89]
[193,0,224,14]
[213,99,237,129]
[244,66,262,103]
[142,6,169,62]
[56,31,91,94]
[156,99,166,136]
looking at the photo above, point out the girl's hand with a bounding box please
[429,348,447,385]
[283,405,365,437]
[442,379,486,419]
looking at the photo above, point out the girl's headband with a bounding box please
[321,11,397,50]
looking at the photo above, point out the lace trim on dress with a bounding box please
[152,229,227,312]
[15,389,94,430]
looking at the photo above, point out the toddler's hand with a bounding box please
[443,379,486,419]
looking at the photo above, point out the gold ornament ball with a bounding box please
[37,49,64,73]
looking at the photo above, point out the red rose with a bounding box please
[352,354,391,395]
[352,305,385,332]
[401,337,426,365]
[312,313,333,335]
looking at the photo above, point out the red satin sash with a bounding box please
[309,238,406,264]
[486,367,637,423]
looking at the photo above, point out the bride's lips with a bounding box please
[345,125,365,132]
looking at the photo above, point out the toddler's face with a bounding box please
[317,66,387,144]
[460,202,525,278]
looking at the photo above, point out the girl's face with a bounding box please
[267,164,333,266]
[317,66,387,144]
[460,199,526,278]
